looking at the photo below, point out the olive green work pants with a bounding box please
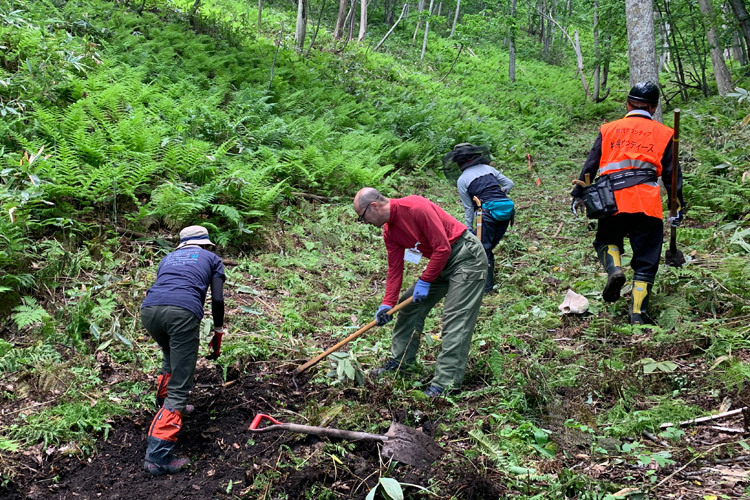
[389,231,487,390]
[141,305,200,413]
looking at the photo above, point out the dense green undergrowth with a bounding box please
[1,0,749,497]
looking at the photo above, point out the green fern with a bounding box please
[11,297,51,330]
[0,343,61,373]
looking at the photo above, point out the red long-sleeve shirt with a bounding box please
[381,196,466,306]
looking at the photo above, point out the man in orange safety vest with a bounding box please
[570,82,685,324]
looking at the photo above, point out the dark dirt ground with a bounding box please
[0,362,509,500]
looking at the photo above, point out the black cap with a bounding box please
[627,81,660,106]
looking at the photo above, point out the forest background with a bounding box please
[0,0,749,497]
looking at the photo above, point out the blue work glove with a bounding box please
[375,305,393,326]
[413,279,431,303]
[668,209,684,227]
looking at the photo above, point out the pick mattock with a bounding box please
[665,109,685,268]
[473,196,482,241]
[295,296,413,374]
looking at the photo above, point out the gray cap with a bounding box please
[176,225,214,249]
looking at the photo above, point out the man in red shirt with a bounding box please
[353,187,487,397]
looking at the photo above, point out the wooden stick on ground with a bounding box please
[660,407,747,429]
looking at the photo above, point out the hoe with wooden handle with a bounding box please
[249,413,443,467]
[665,109,685,268]
[295,296,414,374]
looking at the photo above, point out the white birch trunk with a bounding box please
[698,0,733,95]
[334,0,348,39]
[508,0,517,82]
[420,0,435,61]
[450,0,460,37]
[295,0,307,51]
[624,0,661,122]
[358,0,367,41]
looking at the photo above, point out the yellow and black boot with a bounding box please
[597,244,626,303]
[629,280,653,325]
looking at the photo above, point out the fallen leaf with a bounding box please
[612,488,641,498]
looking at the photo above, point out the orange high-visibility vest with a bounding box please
[599,112,674,219]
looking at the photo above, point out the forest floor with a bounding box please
[2,127,750,499]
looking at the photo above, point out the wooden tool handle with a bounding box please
[295,297,414,374]
[670,109,681,217]
[250,422,387,441]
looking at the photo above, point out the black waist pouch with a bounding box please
[582,176,617,219]
[581,170,657,219]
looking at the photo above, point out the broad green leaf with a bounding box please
[97,339,113,351]
[379,478,404,500]
[365,485,378,500]
[90,323,101,341]
[114,332,133,348]
[534,428,548,445]
[508,465,536,475]
[240,305,262,315]
[656,361,678,373]
[344,362,356,380]
[643,363,657,374]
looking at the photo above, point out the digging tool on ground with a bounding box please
[472,196,482,241]
[249,413,443,467]
[294,296,414,374]
[665,109,685,268]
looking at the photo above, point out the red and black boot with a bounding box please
[144,406,189,476]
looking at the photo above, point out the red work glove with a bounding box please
[206,328,225,360]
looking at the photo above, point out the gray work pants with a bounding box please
[141,305,200,413]
[389,231,487,390]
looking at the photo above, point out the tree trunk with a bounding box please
[624,0,661,122]
[543,0,555,58]
[688,1,710,97]
[508,0,517,82]
[420,0,435,61]
[730,30,748,65]
[656,7,670,73]
[358,0,367,41]
[257,0,263,32]
[539,0,546,43]
[384,0,395,24]
[334,0,348,39]
[728,0,750,58]
[543,11,590,98]
[698,0,733,95]
[306,0,328,56]
[347,0,357,41]
[450,0,460,37]
[413,0,425,45]
[437,1,442,17]
[295,0,308,51]
[375,3,408,51]
[593,0,601,101]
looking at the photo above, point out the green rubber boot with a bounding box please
[597,244,626,303]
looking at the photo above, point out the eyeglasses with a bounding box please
[357,203,372,223]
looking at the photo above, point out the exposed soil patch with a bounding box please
[2,364,509,499]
